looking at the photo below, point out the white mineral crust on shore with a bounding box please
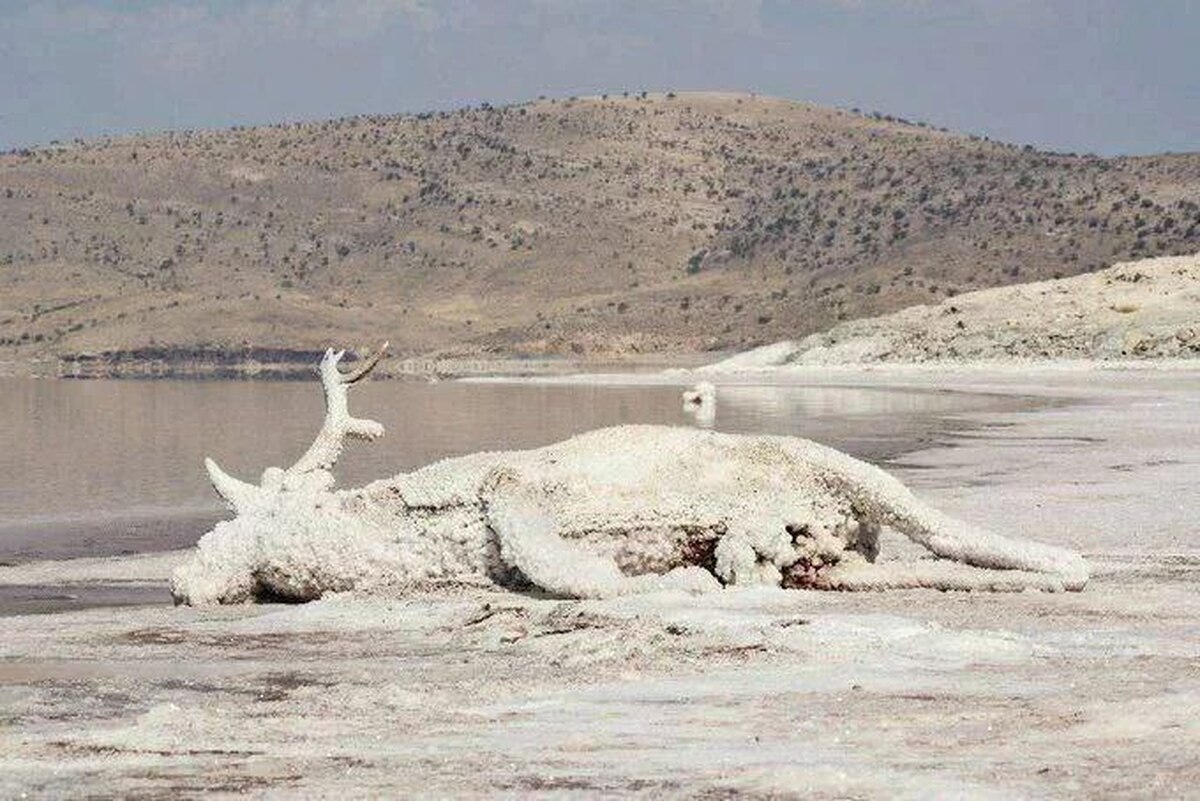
[174,414,1088,603]
[2,367,1196,799]
[700,252,1200,370]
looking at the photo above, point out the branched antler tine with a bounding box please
[284,344,387,478]
[339,341,389,384]
[205,457,263,514]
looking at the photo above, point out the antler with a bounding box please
[203,343,388,510]
[205,457,267,515]
[284,342,389,479]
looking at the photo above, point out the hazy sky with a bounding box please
[2,0,1197,155]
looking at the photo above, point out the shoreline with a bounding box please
[6,363,1197,578]
[2,364,1198,796]
[0,371,1050,614]
[3,348,1197,381]
[0,351,723,380]
[4,364,1192,604]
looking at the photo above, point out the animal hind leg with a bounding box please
[799,443,1090,591]
[815,554,1074,592]
[884,504,1089,591]
[483,474,719,599]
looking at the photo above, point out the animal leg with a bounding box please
[816,556,1075,592]
[884,504,1089,591]
[483,475,718,599]
[803,444,1090,591]
[714,536,785,587]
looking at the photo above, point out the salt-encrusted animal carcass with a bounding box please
[171,346,1089,605]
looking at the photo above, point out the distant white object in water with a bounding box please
[171,344,1089,605]
[682,381,716,407]
[682,382,716,427]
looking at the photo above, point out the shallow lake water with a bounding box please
[0,377,1034,563]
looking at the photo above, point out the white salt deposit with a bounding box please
[701,252,1200,369]
[4,366,1196,798]
[171,348,1088,604]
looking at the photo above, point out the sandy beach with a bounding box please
[2,365,1198,798]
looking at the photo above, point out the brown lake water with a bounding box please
[0,377,1033,564]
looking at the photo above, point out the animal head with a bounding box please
[173,344,389,605]
[203,343,388,517]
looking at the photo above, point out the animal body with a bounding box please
[171,346,1088,605]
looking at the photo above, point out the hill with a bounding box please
[700,253,1200,368]
[2,92,1199,375]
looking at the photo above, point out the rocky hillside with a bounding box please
[702,253,1200,367]
[3,92,1199,375]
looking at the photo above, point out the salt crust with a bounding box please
[172,348,1088,604]
[700,253,1200,370]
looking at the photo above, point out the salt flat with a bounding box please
[1,366,1197,799]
